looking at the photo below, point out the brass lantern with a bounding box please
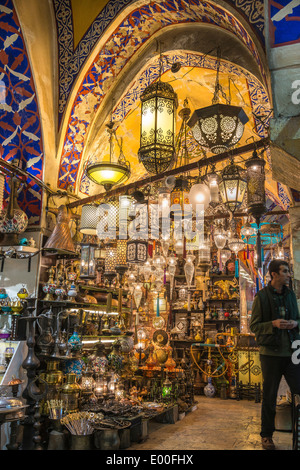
[245,149,266,268]
[188,104,249,154]
[218,161,246,213]
[245,149,266,220]
[138,80,178,174]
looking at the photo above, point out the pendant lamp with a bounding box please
[218,160,246,213]
[187,50,248,154]
[138,80,178,175]
[245,149,266,268]
[86,122,130,191]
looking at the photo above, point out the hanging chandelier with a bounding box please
[187,49,248,154]
[227,236,245,255]
[138,79,178,175]
[86,121,130,191]
[218,160,246,213]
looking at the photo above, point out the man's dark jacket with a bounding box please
[250,283,300,356]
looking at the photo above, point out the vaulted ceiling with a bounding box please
[0,0,292,232]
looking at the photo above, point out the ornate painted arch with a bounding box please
[57,0,268,194]
[0,0,44,225]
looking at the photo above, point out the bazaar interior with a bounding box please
[0,0,300,451]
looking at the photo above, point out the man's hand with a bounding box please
[272,319,298,329]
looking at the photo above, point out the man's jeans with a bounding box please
[260,355,300,437]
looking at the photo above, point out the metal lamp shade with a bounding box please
[219,162,246,213]
[138,81,178,174]
[80,204,98,235]
[86,161,130,191]
[188,104,249,154]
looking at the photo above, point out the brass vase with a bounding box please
[60,373,81,412]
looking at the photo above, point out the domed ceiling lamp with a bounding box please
[245,148,266,268]
[138,51,178,175]
[218,158,247,213]
[86,120,130,191]
[187,48,249,154]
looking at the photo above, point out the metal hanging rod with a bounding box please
[68,137,270,209]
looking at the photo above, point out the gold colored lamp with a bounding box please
[86,121,130,191]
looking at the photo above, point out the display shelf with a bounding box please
[37,299,131,313]
[78,284,129,296]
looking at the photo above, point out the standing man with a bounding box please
[250,259,300,450]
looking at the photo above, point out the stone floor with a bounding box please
[129,396,293,451]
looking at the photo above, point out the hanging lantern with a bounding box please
[126,239,148,264]
[80,242,97,279]
[218,161,246,213]
[116,240,127,268]
[197,236,211,274]
[168,253,177,300]
[276,241,285,260]
[138,80,178,174]
[227,236,245,255]
[245,149,266,268]
[245,149,266,220]
[79,204,99,235]
[240,220,257,259]
[133,282,143,310]
[161,373,172,400]
[104,245,117,274]
[220,248,231,264]
[213,220,227,249]
[184,253,195,288]
[96,199,119,241]
[188,183,211,211]
[188,104,248,154]
[207,172,219,206]
[170,176,190,211]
